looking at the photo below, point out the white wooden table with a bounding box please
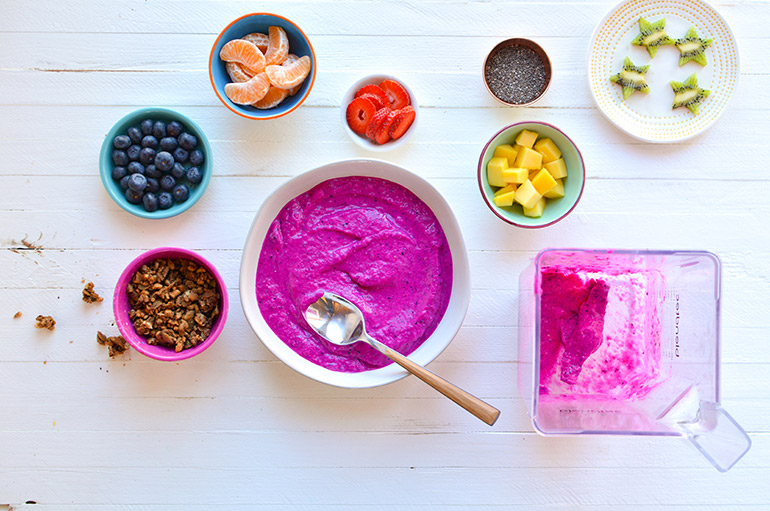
[1,1,768,508]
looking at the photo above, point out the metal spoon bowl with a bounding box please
[305,292,500,426]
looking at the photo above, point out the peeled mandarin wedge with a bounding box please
[254,86,289,109]
[220,39,266,74]
[282,55,302,95]
[226,62,253,83]
[265,26,289,66]
[241,32,269,53]
[265,55,311,89]
[224,72,270,105]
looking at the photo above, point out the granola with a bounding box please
[82,281,103,303]
[13,311,22,319]
[97,331,129,357]
[35,315,56,330]
[127,258,221,352]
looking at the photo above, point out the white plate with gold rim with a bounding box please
[587,0,739,143]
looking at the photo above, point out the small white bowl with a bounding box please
[340,74,419,152]
[239,159,469,388]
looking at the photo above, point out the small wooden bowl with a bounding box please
[483,38,552,106]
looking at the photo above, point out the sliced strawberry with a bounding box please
[358,92,386,110]
[387,106,415,140]
[346,97,377,135]
[365,108,391,141]
[373,111,396,145]
[379,79,411,110]
[354,84,388,106]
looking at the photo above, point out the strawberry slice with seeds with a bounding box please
[346,97,377,135]
[354,84,388,106]
[387,106,415,140]
[358,92,386,110]
[373,111,396,145]
[379,79,411,110]
[365,108,391,141]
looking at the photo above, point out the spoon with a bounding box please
[305,292,500,426]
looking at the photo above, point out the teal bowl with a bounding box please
[477,122,584,228]
[99,107,212,219]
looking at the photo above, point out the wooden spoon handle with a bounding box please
[375,341,501,426]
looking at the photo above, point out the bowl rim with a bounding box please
[239,158,470,388]
[99,107,213,219]
[208,12,316,120]
[340,73,419,152]
[113,246,230,361]
[477,121,585,229]
[483,38,553,106]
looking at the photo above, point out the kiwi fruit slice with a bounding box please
[675,26,714,66]
[632,17,674,58]
[610,57,651,100]
[670,73,711,115]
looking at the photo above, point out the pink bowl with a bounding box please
[113,247,229,361]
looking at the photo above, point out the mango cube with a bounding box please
[514,180,542,209]
[502,167,528,184]
[544,179,565,199]
[543,158,568,179]
[514,147,543,169]
[534,138,562,164]
[523,197,547,218]
[492,184,517,207]
[515,129,538,148]
[486,157,508,188]
[531,168,558,195]
[493,144,519,166]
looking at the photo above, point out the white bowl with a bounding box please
[340,74,419,152]
[239,159,470,388]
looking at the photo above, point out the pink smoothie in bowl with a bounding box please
[256,176,453,372]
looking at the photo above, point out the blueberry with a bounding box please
[160,174,176,191]
[185,166,202,184]
[189,149,204,166]
[178,132,197,151]
[127,161,145,175]
[170,162,186,179]
[146,177,160,194]
[141,135,158,149]
[173,147,189,163]
[139,147,156,166]
[125,188,144,204]
[141,119,154,136]
[173,184,190,203]
[128,173,147,192]
[158,191,174,209]
[166,121,183,138]
[145,164,161,179]
[159,136,178,152]
[113,135,131,149]
[142,193,159,212]
[127,145,141,161]
[152,121,166,139]
[171,162,185,177]
[127,126,143,144]
[120,175,131,190]
[112,166,128,180]
[154,151,175,172]
[112,149,129,166]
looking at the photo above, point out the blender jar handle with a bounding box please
[682,402,752,472]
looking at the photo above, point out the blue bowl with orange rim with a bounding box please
[209,13,316,120]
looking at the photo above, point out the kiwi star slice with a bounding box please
[610,56,651,100]
[632,17,674,58]
[675,26,714,66]
[670,73,711,115]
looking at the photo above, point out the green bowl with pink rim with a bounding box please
[477,121,585,228]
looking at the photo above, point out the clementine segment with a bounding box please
[254,86,289,109]
[241,32,269,53]
[264,26,290,66]
[219,39,266,75]
[265,55,311,89]
[226,62,253,83]
[224,72,270,105]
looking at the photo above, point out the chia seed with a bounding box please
[485,45,547,104]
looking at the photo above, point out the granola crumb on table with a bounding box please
[82,281,103,303]
[96,331,129,357]
[35,315,56,330]
[14,311,22,319]
[127,258,221,352]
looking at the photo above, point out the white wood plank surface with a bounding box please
[1,0,769,509]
